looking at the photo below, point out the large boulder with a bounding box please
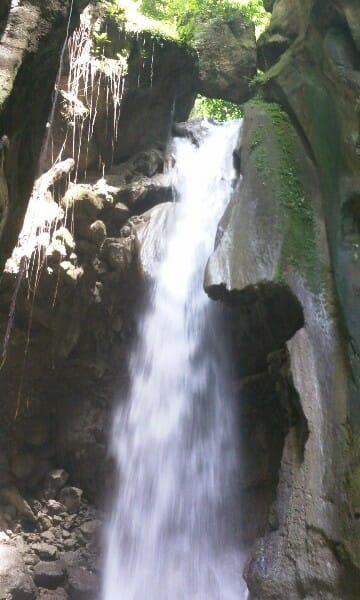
[194,14,257,103]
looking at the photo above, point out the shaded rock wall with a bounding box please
[0,0,90,273]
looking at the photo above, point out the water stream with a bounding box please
[103,120,247,600]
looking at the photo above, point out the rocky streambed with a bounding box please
[0,468,100,600]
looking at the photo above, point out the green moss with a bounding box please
[248,100,324,292]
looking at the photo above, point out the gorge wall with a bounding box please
[0,1,359,599]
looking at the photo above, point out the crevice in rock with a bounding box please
[209,281,304,376]
[342,193,360,245]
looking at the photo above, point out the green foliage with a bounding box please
[101,0,178,40]
[92,31,111,56]
[140,0,269,41]
[103,0,126,21]
[102,0,269,43]
[190,94,243,121]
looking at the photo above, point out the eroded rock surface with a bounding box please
[0,0,89,272]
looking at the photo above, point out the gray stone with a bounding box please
[58,487,82,514]
[41,530,57,544]
[38,589,68,600]
[38,514,52,531]
[66,565,97,600]
[136,202,177,277]
[47,500,66,515]
[32,543,58,561]
[33,561,65,590]
[44,469,69,499]
[79,520,99,539]
[63,537,77,550]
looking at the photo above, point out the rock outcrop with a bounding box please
[202,0,360,596]
[0,0,90,273]
[194,14,257,103]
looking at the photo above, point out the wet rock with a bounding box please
[58,488,82,514]
[32,543,58,561]
[172,119,217,146]
[44,469,69,499]
[66,565,97,600]
[136,203,177,277]
[99,172,173,214]
[33,560,65,589]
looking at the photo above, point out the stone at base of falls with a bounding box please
[172,119,219,147]
[31,544,57,562]
[0,545,36,600]
[67,566,97,600]
[44,470,69,500]
[33,562,66,590]
[135,203,177,278]
[58,488,82,515]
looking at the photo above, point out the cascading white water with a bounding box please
[103,120,248,600]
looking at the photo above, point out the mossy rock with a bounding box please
[247,99,322,292]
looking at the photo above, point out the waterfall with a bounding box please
[103,120,248,600]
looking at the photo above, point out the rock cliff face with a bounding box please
[204,0,360,597]
[0,0,90,273]
[0,0,359,599]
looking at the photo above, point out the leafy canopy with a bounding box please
[139,0,269,38]
[101,1,269,121]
